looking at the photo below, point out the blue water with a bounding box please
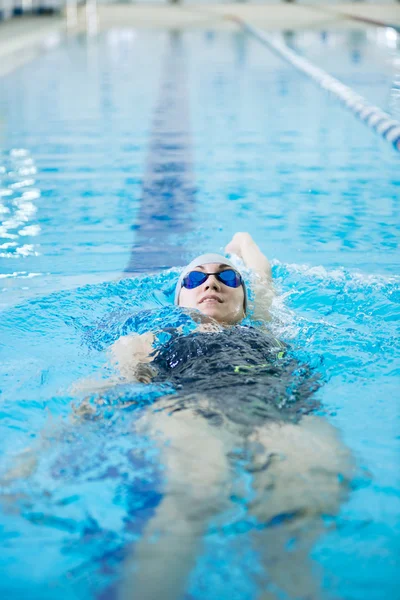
[0,27,399,600]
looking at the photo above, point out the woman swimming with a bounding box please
[110,233,353,600]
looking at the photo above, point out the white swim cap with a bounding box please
[174,253,248,313]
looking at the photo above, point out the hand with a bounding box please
[225,232,252,258]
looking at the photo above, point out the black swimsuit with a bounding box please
[150,326,319,428]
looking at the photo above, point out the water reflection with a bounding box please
[0,150,41,261]
[390,55,400,119]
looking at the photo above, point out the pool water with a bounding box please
[0,27,399,600]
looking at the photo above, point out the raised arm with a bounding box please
[225,232,275,321]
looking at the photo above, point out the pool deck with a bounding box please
[0,3,399,75]
[94,3,400,31]
[0,15,66,76]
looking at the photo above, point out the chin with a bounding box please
[198,307,240,326]
[198,305,225,320]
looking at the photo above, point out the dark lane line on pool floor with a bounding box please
[124,32,195,276]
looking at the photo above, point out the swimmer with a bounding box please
[1,233,353,599]
[112,232,354,600]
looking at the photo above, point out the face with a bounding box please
[178,263,245,325]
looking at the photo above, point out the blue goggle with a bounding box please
[182,269,243,290]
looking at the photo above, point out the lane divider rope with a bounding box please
[227,16,400,153]
[303,3,400,33]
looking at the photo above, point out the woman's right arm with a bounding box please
[110,331,156,382]
[71,332,156,420]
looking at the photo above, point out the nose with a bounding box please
[204,275,221,291]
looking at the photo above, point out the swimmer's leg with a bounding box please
[253,521,324,600]
[248,416,354,600]
[120,398,236,600]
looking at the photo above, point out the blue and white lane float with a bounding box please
[229,17,400,154]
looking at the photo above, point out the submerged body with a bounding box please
[150,325,318,429]
[114,235,354,600]
[121,323,352,600]
[5,235,353,600]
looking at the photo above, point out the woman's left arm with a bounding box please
[225,232,275,320]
